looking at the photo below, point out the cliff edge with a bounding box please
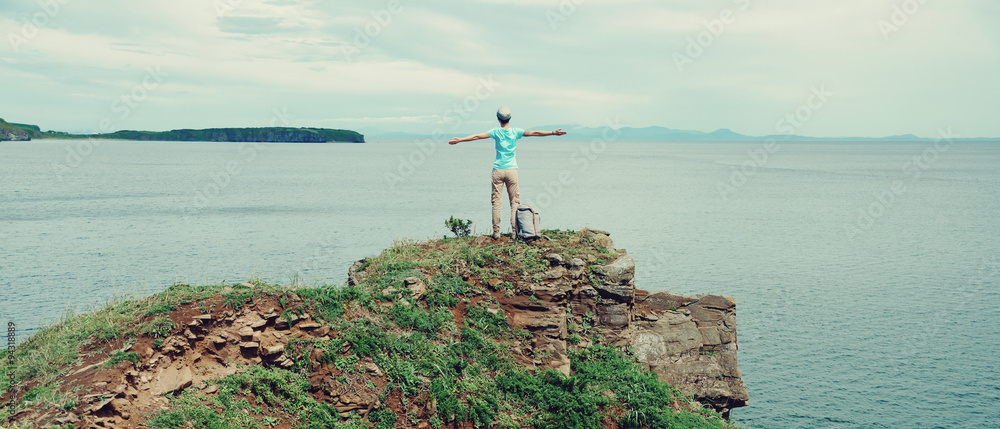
[1,229,745,428]
[432,229,748,417]
[0,118,31,141]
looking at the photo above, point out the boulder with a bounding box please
[261,344,285,357]
[404,277,428,300]
[591,255,636,303]
[152,366,193,395]
[238,326,254,341]
[347,258,370,286]
[313,325,331,337]
[592,255,635,285]
[541,266,567,280]
[109,398,131,419]
[159,336,189,354]
[584,229,614,249]
[276,355,294,368]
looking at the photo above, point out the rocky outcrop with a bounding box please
[0,118,33,140]
[496,229,748,417]
[633,291,747,415]
[5,230,744,428]
[8,294,335,428]
[0,125,30,141]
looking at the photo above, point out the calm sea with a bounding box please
[2,138,998,428]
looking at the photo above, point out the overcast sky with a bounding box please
[1,0,998,138]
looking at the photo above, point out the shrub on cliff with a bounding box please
[445,216,473,237]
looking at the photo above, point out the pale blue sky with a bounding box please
[1,0,998,138]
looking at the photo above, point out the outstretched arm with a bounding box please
[449,132,490,145]
[523,129,567,137]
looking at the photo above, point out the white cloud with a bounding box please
[0,0,997,137]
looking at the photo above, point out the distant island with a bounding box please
[0,118,364,143]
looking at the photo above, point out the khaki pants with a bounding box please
[491,168,519,236]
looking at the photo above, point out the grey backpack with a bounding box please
[515,204,541,241]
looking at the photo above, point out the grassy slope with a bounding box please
[1,230,736,429]
[9,123,41,132]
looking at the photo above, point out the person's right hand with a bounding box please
[553,129,567,136]
[449,138,460,145]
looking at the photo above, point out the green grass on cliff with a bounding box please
[3,231,736,429]
[1,283,274,421]
[148,365,343,429]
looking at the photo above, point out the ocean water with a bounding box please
[2,138,998,428]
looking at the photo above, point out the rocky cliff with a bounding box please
[2,229,744,428]
[464,229,748,417]
[0,119,31,141]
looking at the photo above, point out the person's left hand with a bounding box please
[553,129,567,136]
[449,138,460,145]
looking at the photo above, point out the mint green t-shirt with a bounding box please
[488,126,524,170]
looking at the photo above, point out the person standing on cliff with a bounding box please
[449,106,567,240]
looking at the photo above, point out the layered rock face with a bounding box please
[0,127,30,141]
[498,229,749,417]
[632,291,746,415]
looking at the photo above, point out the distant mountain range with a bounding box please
[366,125,997,142]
